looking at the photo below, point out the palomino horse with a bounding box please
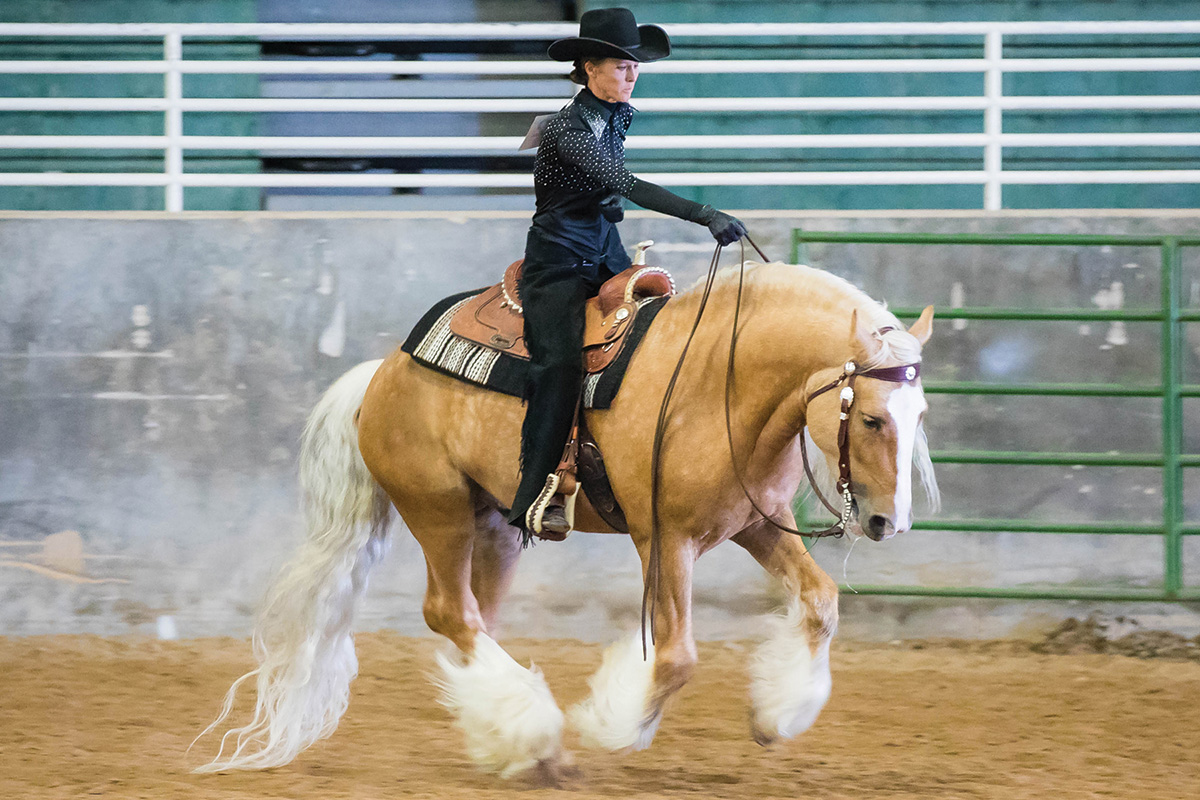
[195,259,939,778]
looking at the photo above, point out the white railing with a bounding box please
[2,21,1199,211]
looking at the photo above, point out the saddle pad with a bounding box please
[401,288,667,410]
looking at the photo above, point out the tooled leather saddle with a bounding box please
[447,257,675,373]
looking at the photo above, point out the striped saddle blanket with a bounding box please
[400,282,668,410]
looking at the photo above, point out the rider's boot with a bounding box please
[526,471,578,541]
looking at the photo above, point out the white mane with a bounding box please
[712,261,924,367]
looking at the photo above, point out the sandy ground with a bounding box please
[2,632,1198,800]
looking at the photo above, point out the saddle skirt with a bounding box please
[447,259,675,373]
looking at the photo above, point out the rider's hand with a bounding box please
[698,205,747,246]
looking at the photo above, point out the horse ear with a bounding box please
[907,305,935,346]
[848,308,882,361]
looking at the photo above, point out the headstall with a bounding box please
[799,351,922,537]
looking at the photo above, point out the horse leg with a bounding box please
[732,516,839,745]
[569,536,697,751]
[469,504,523,633]
[404,499,564,778]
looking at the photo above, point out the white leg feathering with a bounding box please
[435,634,564,777]
[749,600,833,743]
[568,633,660,752]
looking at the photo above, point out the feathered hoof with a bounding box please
[568,633,660,752]
[748,605,833,745]
[434,634,565,777]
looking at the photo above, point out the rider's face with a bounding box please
[586,58,639,103]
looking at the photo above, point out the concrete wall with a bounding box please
[2,209,1199,642]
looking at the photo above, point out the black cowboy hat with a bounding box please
[547,7,670,63]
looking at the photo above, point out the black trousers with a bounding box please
[506,258,615,526]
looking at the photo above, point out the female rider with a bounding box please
[509,7,747,536]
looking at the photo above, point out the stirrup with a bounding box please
[526,472,579,540]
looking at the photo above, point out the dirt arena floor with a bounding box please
[3,627,1198,800]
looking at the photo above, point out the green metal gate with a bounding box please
[790,230,1198,602]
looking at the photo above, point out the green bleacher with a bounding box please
[3,0,1199,210]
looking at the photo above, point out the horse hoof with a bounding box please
[526,751,580,788]
[752,729,777,747]
[749,715,778,747]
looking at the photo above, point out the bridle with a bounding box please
[796,355,922,538]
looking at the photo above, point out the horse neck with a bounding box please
[704,263,873,386]
[673,263,875,445]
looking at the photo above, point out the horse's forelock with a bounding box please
[862,327,923,370]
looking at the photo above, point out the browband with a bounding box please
[808,360,921,403]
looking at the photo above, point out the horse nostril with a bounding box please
[868,514,890,538]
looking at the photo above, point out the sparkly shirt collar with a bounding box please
[576,87,634,126]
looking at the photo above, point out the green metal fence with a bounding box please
[790,230,1199,602]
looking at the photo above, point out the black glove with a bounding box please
[598,193,624,223]
[622,180,747,245]
[697,204,747,246]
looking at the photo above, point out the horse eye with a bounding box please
[863,416,883,431]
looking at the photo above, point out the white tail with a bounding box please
[193,359,391,772]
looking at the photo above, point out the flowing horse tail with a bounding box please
[193,359,392,772]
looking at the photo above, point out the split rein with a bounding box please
[640,237,920,653]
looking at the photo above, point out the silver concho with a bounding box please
[905,365,917,380]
